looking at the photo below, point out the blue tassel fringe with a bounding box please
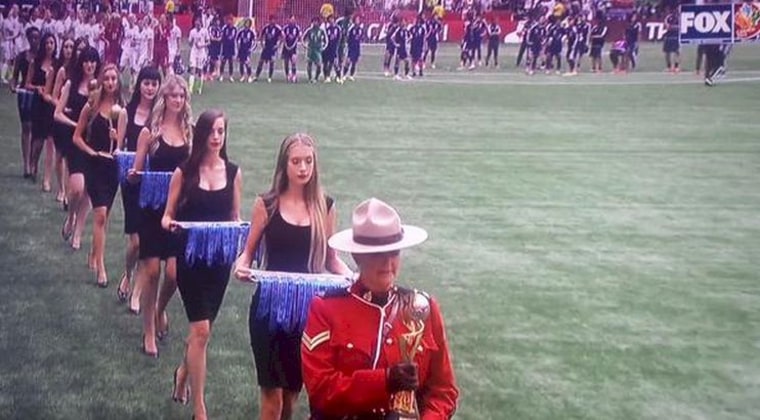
[184,223,250,267]
[139,171,172,209]
[254,272,351,333]
[115,152,149,184]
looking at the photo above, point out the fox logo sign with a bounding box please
[679,4,735,44]
[681,10,731,34]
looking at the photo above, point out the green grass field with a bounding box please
[0,42,759,419]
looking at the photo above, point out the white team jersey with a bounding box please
[73,21,89,41]
[189,28,209,51]
[169,24,182,56]
[123,25,138,50]
[136,28,152,52]
[3,17,21,41]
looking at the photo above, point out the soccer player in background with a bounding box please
[336,8,352,83]
[575,15,590,72]
[188,17,209,93]
[236,17,256,82]
[564,17,579,76]
[410,15,427,77]
[383,15,399,76]
[281,15,301,83]
[590,14,607,73]
[625,12,641,71]
[544,15,563,74]
[207,16,222,78]
[424,12,442,69]
[662,6,680,73]
[303,17,327,83]
[344,14,362,81]
[526,15,546,75]
[392,16,411,79]
[485,16,501,68]
[254,15,281,83]
[220,14,237,82]
[322,14,341,83]
[609,37,628,73]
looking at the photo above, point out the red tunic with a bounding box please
[153,24,170,68]
[104,22,124,65]
[301,284,458,419]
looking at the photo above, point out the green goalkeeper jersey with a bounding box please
[305,26,327,52]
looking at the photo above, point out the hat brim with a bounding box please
[328,225,428,254]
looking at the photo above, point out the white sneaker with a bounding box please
[248,76,254,83]
[431,63,436,69]
[393,75,402,80]
[406,75,413,80]
[267,78,272,83]
[239,76,247,82]
[348,76,355,81]
[384,71,390,77]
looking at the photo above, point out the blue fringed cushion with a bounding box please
[251,270,352,333]
[139,171,173,209]
[183,222,250,267]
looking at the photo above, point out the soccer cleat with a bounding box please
[468,64,476,71]
[393,75,403,80]
[239,76,247,82]
[348,76,355,81]
[267,78,272,83]
[431,63,436,69]
[384,71,390,77]
[324,77,331,83]
[704,77,714,86]
[248,76,254,83]
[337,78,344,85]
[406,75,413,80]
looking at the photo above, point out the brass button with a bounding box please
[346,343,354,349]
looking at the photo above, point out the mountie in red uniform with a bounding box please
[301,283,458,420]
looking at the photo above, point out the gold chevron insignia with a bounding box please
[302,330,331,351]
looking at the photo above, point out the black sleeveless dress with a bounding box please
[139,137,189,260]
[176,162,238,323]
[248,195,334,392]
[30,64,54,140]
[85,113,119,210]
[55,88,89,174]
[120,110,146,235]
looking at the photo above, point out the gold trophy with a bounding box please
[389,291,431,420]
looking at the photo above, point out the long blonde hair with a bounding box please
[148,73,192,154]
[265,133,328,273]
[87,63,124,140]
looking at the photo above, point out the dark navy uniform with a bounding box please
[590,23,607,59]
[663,13,679,54]
[322,23,341,64]
[208,23,222,60]
[527,22,546,69]
[393,25,409,61]
[486,22,501,66]
[281,23,301,60]
[347,23,362,62]
[576,20,590,57]
[236,28,255,62]
[625,21,641,68]
[425,17,442,60]
[384,22,398,58]
[260,23,282,61]
[221,24,237,59]
[409,22,426,62]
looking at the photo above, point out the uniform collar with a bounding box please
[350,282,398,307]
